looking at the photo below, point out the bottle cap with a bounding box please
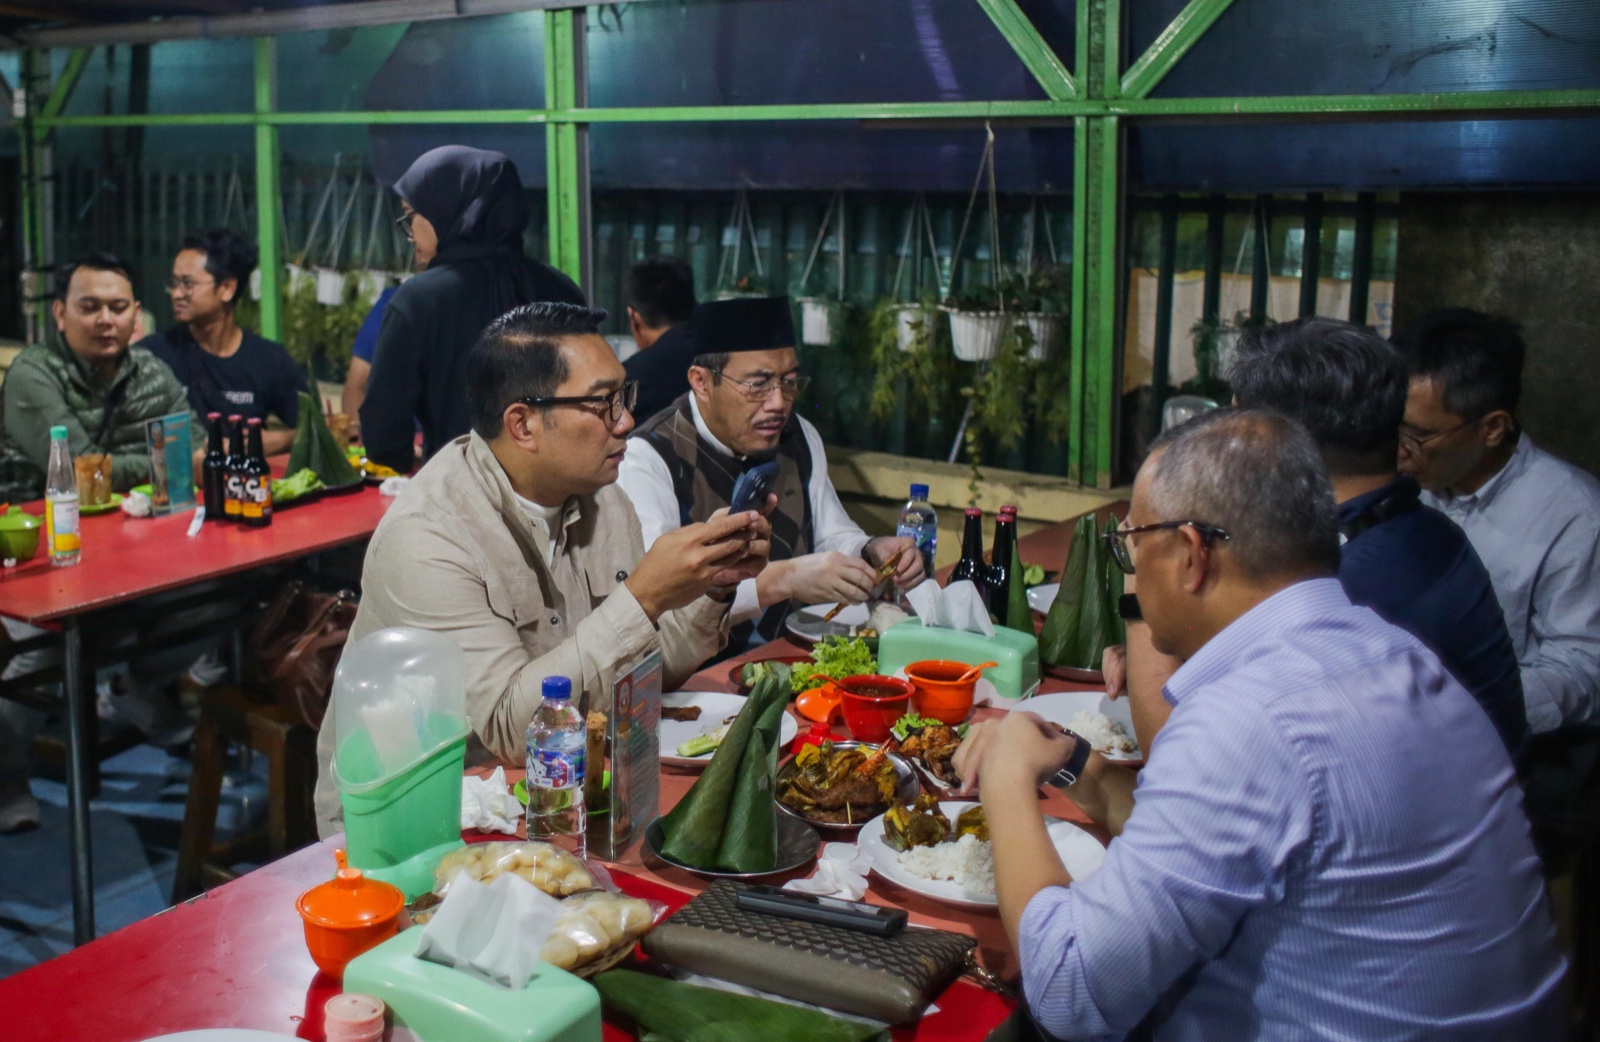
[49,425,67,440]
[999,504,1018,515]
[206,411,221,420]
[910,483,929,500]
[542,676,573,701]
[964,507,982,517]
[247,417,262,426]
[324,992,386,1042]
[228,413,243,422]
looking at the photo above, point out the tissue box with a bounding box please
[344,930,602,1042]
[877,619,1040,701]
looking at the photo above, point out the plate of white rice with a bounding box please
[856,801,1106,909]
[1020,692,1141,761]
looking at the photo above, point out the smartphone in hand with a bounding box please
[729,460,780,514]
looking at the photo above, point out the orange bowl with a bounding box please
[299,914,399,979]
[837,674,913,744]
[904,660,979,725]
[295,851,404,979]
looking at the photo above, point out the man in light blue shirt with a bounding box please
[1393,308,1600,734]
[958,408,1564,1041]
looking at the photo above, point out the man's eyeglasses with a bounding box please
[1103,520,1231,576]
[712,371,811,402]
[395,210,416,242]
[1398,416,1479,454]
[519,381,639,427]
[164,275,214,294]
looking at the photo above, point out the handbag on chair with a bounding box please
[244,580,358,730]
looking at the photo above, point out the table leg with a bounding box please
[63,618,95,945]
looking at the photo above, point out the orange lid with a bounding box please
[296,849,405,930]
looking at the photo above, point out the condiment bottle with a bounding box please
[793,719,832,756]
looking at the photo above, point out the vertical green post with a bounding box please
[254,37,283,342]
[544,9,589,290]
[18,50,49,343]
[1068,0,1124,487]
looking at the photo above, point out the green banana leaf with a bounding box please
[286,391,361,487]
[1102,518,1127,649]
[657,675,786,869]
[715,678,791,871]
[595,970,888,1042]
[1004,541,1032,635]
[1040,515,1093,665]
[1068,515,1108,669]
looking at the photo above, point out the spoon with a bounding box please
[950,661,998,685]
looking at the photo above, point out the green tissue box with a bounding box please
[343,929,602,1042]
[877,619,1040,701]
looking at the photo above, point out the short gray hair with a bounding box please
[1146,407,1340,580]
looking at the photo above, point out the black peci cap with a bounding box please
[692,296,796,355]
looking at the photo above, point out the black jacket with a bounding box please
[623,324,699,425]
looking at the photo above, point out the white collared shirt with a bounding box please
[618,394,871,624]
[1425,435,1600,732]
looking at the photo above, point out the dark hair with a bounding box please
[1228,316,1406,476]
[626,257,696,328]
[179,227,258,304]
[466,301,609,438]
[1147,407,1340,581]
[1390,308,1524,419]
[54,253,136,300]
[691,352,730,376]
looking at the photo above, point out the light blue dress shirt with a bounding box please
[1018,578,1565,1041]
[1423,435,1600,732]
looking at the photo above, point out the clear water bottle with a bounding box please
[44,425,81,567]
[526,675,586,858]
[895,483,938,580]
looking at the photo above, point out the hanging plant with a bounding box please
[868,295,955,423]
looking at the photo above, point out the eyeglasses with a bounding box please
[395,210,416,242]
[164,275,215,294]
[1103,520,1231,575]
[519,381,638,427]
[712,371,811,402]
[1398,416,1479,453]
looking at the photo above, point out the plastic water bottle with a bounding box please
[895,483,938,580]
[44,425,81,567]
[526,675,586,858]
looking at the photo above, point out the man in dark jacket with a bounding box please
[359,146,586,473]
[621,256,698,423]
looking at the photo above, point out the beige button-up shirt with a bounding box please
[315,432,730,835]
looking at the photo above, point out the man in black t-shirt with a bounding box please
[141,227,307,455]
[622,256,698,423]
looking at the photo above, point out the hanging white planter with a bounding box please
[942,307,1007,362]
[249,268,262,302]
[356,270,389,306]
[894,305,929,353]
[314,267,345,306]
[285,263,307,291]
[1018,312,1064,362]
[798,297,838,347]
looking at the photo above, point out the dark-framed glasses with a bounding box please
[519,381,639,427]
[164,275,214,294]
[395,210,416,242]
[713,371,811,402]
[1398,416,1479,454]
[1103,520,1231,575]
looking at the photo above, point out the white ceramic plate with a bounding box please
[1019,690,1141,760]
[857,800,1105,909]
[659,691,798,768]
[140,1033,302,1042]
[1026,582,1061,615]
[786,602,871,643]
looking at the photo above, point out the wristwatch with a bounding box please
[1049,730,1093,789]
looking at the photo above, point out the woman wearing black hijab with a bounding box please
[359,145,585,472]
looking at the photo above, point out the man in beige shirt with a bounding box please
[316,302,771,835]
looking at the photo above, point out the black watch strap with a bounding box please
[1118,592,1142,621]
[1050,732,1094,788]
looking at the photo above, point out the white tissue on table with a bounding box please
[120,490,152,518]
[186,507,206,538]
[784,842,873,902]
[414,870,564,990]
[359,679,431,777]
[379,476,409,498]
[904,580,995,638]
[461,766,521,834]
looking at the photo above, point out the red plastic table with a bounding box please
[0,463,391,945]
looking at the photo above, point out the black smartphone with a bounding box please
[735,884,908,936]
[729,460,780,514]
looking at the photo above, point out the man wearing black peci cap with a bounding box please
[618,296,926,654]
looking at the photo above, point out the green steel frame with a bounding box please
[18,1,1600,485]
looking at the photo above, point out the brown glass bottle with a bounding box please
[202,412,227,520]
[986,507,1018,626]
[949,507,989,607]
[223,414,246,521]
[240,419,272,527]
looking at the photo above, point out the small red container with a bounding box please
[837,674,913,744]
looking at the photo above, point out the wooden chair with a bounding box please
[172,684,317,903]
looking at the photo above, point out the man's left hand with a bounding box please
[865,535,926,590]
[954,711,1077,796]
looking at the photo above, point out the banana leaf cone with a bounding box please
[595,969,887,1042]
[1040,515,1094,665]
[715,678,792,872]
[1102,518,1127,649]
[657,675,788,870]
[286,391,361,487]
[1004,542,1033,636]
[1068,513,1108,670]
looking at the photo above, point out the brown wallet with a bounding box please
[640,880,977,1024]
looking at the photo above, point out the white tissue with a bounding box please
[783,842,874,902]
[379,476,409,498]
[360,694,425,777]
[461,766,521,834]
[120,490,152,518]
[904,580,995,638]
[414,870,564,990]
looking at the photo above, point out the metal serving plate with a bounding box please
[642,813,820,880]
[776,740,921,834]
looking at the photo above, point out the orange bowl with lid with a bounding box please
[296,848,405,979]
[904,659,980,725]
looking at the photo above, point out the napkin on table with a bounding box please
[461,765,521,834]
[783,842,873,902]
[414,870,563,990]
[904,580,995,638]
